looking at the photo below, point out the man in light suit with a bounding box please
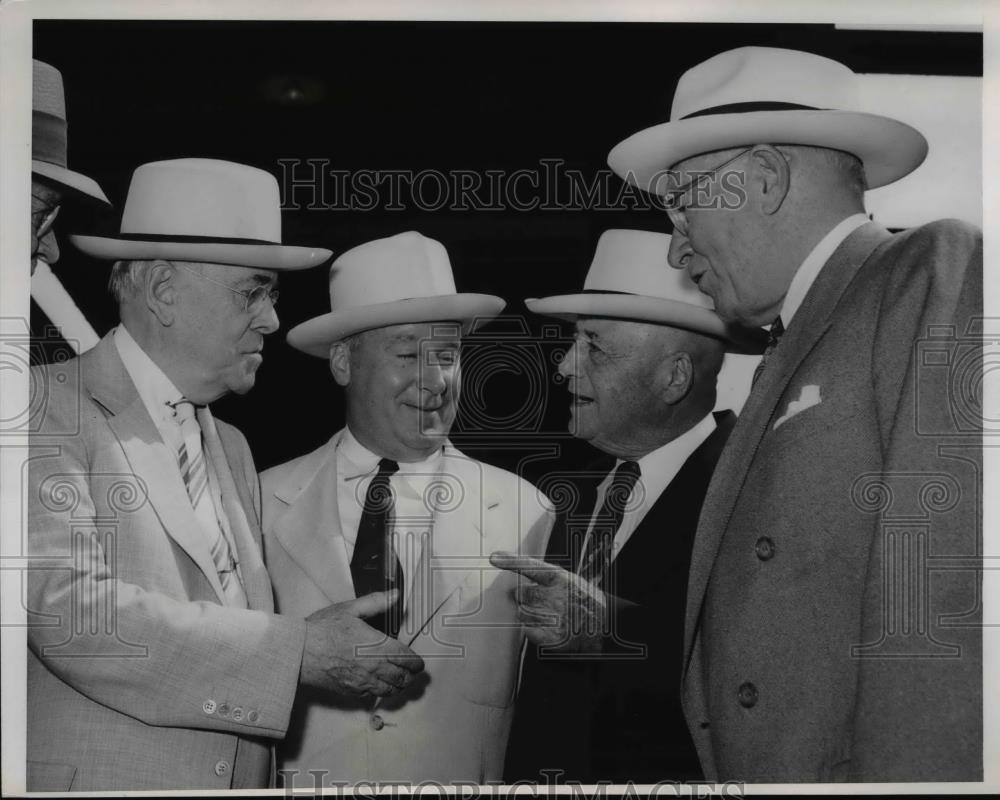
[260,231,555,788]
[498,229,764,784]
[608,47,982,782]
[27,159,424,792]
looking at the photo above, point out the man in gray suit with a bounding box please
[27,158,423,792]
[608,46,981,782]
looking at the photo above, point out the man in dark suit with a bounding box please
[495,229,763,783]
[607,47,982,782]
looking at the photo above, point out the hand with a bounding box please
[489,551,607,652]
[299,590,425,697]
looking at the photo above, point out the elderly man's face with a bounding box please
[557,317,684,458]
[31,180,62,270]
[337,322,461,462]
[171,261,279,403]
[666,148,787,328]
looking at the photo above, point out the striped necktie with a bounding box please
[752,316,785,387]
[579,460,641,588]
[171,400,247,607]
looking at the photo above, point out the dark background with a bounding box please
[31,20,982,478]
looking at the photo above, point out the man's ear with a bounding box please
[659,351,694,405]
[749,144,790,216]
[145,260,177,326]
[329,340,352,387]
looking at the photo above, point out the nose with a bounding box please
[557,340,579,380]
[667,232,691,271]
[35,230,60,267]
[420,361,447,395]
[253,301,279,335]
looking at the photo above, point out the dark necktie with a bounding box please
[579,460,641,587]
[350,458,403,637]
[752,316,785,387]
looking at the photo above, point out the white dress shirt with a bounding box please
[780,213,869,327]
[113,324,236,559]
[579,412,717,571]
[336,427,444,608]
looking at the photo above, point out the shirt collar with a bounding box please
[780,213,869,327]
[631,412,716,483]
[113,324,186,427]
[337,426,445,499]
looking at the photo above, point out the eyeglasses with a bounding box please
[175,262,279,314]
[31,194,61,240]
[664,147,752,237]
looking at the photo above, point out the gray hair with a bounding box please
[107,260,149,304]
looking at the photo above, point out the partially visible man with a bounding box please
[30,59,109,272]
[28,159,424,792]
[260,231,555,787]
[608,46,982,782]
[498,229,764,784]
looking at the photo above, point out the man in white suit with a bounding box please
[260,231,555,787]
[27,159,424,792]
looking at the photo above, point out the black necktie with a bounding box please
[752,316,785,387]
[579,460,641,587]
[350,458,403,637]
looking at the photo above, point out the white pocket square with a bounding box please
[774,385,822,430]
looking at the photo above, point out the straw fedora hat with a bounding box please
[32,60,109,204]
[287,231,506,357]
[71,158,332,270]
[608,46,928,195]
[526,229,765,354]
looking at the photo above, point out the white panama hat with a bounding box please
[71,158,331,270]
[287,231,506,357]
[526,229,765,354]
[32,60,109,204]
[608,46,928,195]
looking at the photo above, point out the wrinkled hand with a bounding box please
[300,590,425,697]
[489,551,607,652]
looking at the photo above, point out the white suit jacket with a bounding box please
[259,430,554,786]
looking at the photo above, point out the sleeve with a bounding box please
[850,220,982,780]
[27,389,307,739]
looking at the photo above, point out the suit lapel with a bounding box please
[270,431,356,604]
[405,448,492,651]
[85,336,227,604]
[684,223,893,663]
[199,407,273,611]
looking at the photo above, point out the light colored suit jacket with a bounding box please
[26,334,306,791]
[260,430,555,786]
[683,220,982,782]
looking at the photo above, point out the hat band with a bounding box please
[117,233,279,246]
[32,110,68,166]
[681,101,821,119]
[580,289,637,296]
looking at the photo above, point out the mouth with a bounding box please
[405,403,443,413]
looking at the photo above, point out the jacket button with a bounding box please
[217,704,230,717]
[738,682,759,708]
[248,710,259,723]
[214,760,230,777]
[232,707,243,721]
[202,699,217,714]
[755,537,776,561]
[370,714,385,731]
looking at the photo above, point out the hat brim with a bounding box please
[288,294,507,357]
[32,160,110,204]
[68,234,332,271]
[526,293,766,354]
[607,109,928,194]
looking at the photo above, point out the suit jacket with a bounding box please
[683,220,983,782]
[259,430,555,787]
[26,333,306,792]
[504,411,735,784]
